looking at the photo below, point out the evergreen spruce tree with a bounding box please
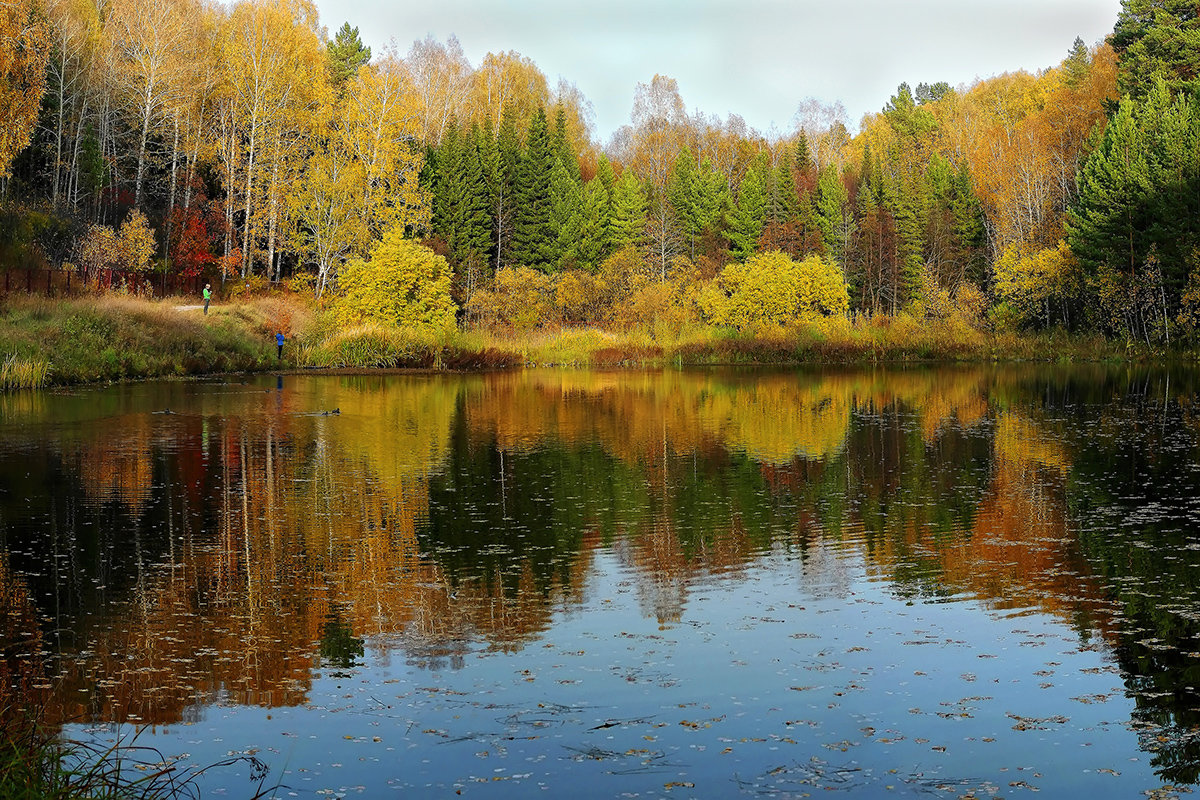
[574,178,611,271]
[769,145,799,224]
[609,170,648,251]
[698,162,730,236]
[549,153,583,269]
[430,122,461,244]
[455,124,493,265]
[949,160,987,285]
[668,148,702,256]
[596,153,616,194]
[511,108,556,270]
[430,121,491,268]
[552,104,581,181]
[486,105,522,270]
[815,164,849,259]
[726,162,766,260]
[795,130,814,177]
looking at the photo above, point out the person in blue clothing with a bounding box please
[276,331,285,360]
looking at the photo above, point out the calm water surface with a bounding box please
[2,366,1200,798]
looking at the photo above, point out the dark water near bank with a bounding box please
[3,366,1200,798]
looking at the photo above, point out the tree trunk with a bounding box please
[134,88,152,208]
[242,125,257,277]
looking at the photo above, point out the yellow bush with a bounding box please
[224,274,271,300]
[953,282,989,329]
[468,267,553,331]
[598,246,653,308]
[553,270,608,324]
[333,227,457,333]
[700,250,849,330]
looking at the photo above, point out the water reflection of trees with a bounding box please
[6,365,1200,784]
[1062,370,1200,784]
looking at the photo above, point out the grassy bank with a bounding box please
[0,292,1178,391]
[0,295,299,387]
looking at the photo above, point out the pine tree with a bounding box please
[1067,97,1152,277]
[1112,0,1200,100]
[326,23,371,93]
[1068,79,1200,309]
[1062,36,1091,89]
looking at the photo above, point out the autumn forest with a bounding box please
[1,0,1198,347]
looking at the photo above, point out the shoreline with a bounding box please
[1,293,1195,392]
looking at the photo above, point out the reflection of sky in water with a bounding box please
[7,367,1200,798]
[68,551,1148,798]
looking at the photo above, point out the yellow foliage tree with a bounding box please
[218,0,326,278]
[77,225,120,276]
[993,240,1078,326]
[465,50,549,133]
[333,228,457,333]
[0,0,51,178]
[118,210,156,272]
[1176,258,1200,338]
[963,46,1116,256]
[288,54,429,299]
[700,251,849,329]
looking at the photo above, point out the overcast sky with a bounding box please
[311,0,1124,144]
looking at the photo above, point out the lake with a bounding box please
[2,366,1199,798]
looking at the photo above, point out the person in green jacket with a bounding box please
[202,283,212,314]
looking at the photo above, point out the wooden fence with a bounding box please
[0,268,205,298]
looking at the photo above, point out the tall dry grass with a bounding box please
[0,354,49,390]
[0,294,282,387]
